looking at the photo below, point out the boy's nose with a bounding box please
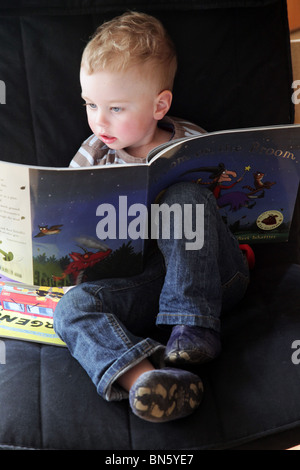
[95,110,108,128]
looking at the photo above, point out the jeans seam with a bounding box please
[222,270,249,291]
[106,312,134,349]
[92,272,165,296]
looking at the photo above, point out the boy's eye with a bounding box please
[83,102,97,110]
[111,107,122,113]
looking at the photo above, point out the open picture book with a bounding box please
[0,123,299,344]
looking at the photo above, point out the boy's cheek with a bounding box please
[87,116,96,133]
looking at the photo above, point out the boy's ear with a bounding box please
[154,90,173,119]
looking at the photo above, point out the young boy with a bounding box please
[54,11,249,423]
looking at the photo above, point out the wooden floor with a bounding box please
[291,29,300,39]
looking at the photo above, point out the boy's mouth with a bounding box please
[100,135,117,145]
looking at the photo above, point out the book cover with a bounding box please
[0,281,65,346]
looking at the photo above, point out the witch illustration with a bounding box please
[181,163,258,211]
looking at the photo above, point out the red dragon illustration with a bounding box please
[53,247,112,284]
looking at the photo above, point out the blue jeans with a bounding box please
[54,182,249,401]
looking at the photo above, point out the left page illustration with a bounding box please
[0,162,33,283]
[29,165,148,286]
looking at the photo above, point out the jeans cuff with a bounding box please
[156,313,221,333]
[99,340,165,401]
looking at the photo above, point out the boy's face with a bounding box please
[80,65,171,157]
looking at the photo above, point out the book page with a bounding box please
[0,162,33,282]
[148,125,300,244]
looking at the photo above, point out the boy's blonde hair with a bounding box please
[81,11,178,91]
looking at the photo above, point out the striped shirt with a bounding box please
[69,116,206,167]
